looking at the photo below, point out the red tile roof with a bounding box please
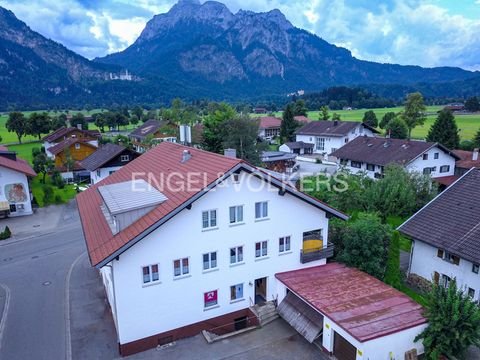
[0,150,36,177]
[77,142,347,267]
[258,116,281,129]
[453,149,480,169]
[294,116,312,123]
[48,138,97,155]
[276,263,426,342]
[434,175,459,187]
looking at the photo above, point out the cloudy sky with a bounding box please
[1,0,479,70]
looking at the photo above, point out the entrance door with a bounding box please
[333,331,356,360]
[254,277,267,305]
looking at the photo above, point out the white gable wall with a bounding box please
[110,171,331,344]
[406,146,456,178]
[90,166,122,185]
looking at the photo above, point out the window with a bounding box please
[434,152,439,159]
[255,241,268,258]
[142,264,159,284]
[438,249,460,265]
[233,174,240,183]
[204,290,218,308]
[331,148,337,153]
[315,137,325,151]
[473,264,479,274]
[230,284,244,301]
[468,288,475,298]
[441,274,451,288]
[359,126,364,134]
[440,165,450,173]
[229,205,244,224]
[366,163,375,171]
[173,258,189,277]
[422,153,428,160]
[423,167,432,175]
[230,246,244,264]
[202,210,217,229]
[121,154,129,162]
[345,138,349,143]
[279,236,291,253]
[109,170,116,175]
[75,143,81,150]
[340,159,348,166]
[351,161,361,168]
[255,202,268,220]
[203,252,217,270]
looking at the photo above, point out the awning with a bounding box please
[277,292,323,343]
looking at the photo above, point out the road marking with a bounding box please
[0,283,11,352]
[65,252,86,360]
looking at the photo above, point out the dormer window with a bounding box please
[121,155,129,162]
[75,143,80,150]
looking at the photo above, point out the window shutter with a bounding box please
[437,249,444,258]
[433,271,440,284]
[453,256,460,265]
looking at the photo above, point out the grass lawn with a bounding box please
[253,105,480,141]
[398,283,428,307]
[30,175,77,207]
[7,142,42,164]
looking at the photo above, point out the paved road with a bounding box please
[0,217,85,360]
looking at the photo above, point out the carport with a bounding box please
[275,263,427,360]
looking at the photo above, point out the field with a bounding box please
[30,175,77,207]
[253,105,480,141]
[7,142,42,164]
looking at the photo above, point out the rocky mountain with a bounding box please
[97,0,476,96]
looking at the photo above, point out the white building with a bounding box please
[77,143,427,358]
[80,143,140,185]
[399,168,480,300]
[295,120,377,155]
[331,137,459,180]
[0,146,36,217]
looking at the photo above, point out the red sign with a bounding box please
[204,290,218,307]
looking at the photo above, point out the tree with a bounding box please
[222,115,265,165]
[280,103,299,142]
[331,112,341,121]
[474,128,480,148]
[385,117,408,139]
[402,92,426,138]
[27,112,51,140]
[293,99,308,117]
[336,213,392,279]
[379,112,396,129]
[51,114,67,130]
[384,231,401,289]
[132,105,144,119]
[202,103,236,153]
[92,113,106,132]
[426,109,460,149]
[130,115,140,126]
[71,113,87,130]
[6,112,27,143]
[33,152,54,183]
[415,280,480,359]
[465,96,480,112]
[362,110,378,128]
[319,106,330,121]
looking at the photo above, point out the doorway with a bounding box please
[254,277,267,305]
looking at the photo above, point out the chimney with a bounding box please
[77,123,82,130]
[473,148,479,161]
[333,120,339,126]
[224,148,237,159]
[181,149,191,163]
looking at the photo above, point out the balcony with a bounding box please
[300,243,334,264]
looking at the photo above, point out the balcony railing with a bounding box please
[300,243,335,264]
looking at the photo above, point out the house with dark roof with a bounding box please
[49,138,98,181]
[80,143,140,184]
[295,120,378,155]
[279,141,314,155]
[43,126,100,158]
[77,142,351,356]
[0,146,36,216]
[257,116,282,140]
[453,148,480,177]
[399,168,480,300]
[331,137,459,180]
[129,119,177,153]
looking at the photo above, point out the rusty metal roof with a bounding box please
[276,263,426,343]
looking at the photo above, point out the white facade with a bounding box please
[296,124,374,155]
[0,166,33,216]
[90,166,122,185]
[338,145,457,179]
[103,171,331,345]
[410,241,480,301]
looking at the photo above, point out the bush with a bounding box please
[459,139,475,151]
[32,147,41,158]
[0,226,12,240]
[54,194,63,204]
[43,185,55,205]
[384,231,401,289]
[51,171,65,189]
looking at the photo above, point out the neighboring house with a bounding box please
[129,120,177,153]
[77,142,349,356]
[80,144,140,185]
[253,107,267,114]
[331,137,459,180]
[293,116,312,124]
[43,126,100,158]
[261,151,297,173]
[48,138,98,181]
[399,168,480,301]
[295,120,377,155]
[257,116,281,140]
[279,141,314,155]
[453,148,480,177]
[276,263,426,359]
[0,146,36,217]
